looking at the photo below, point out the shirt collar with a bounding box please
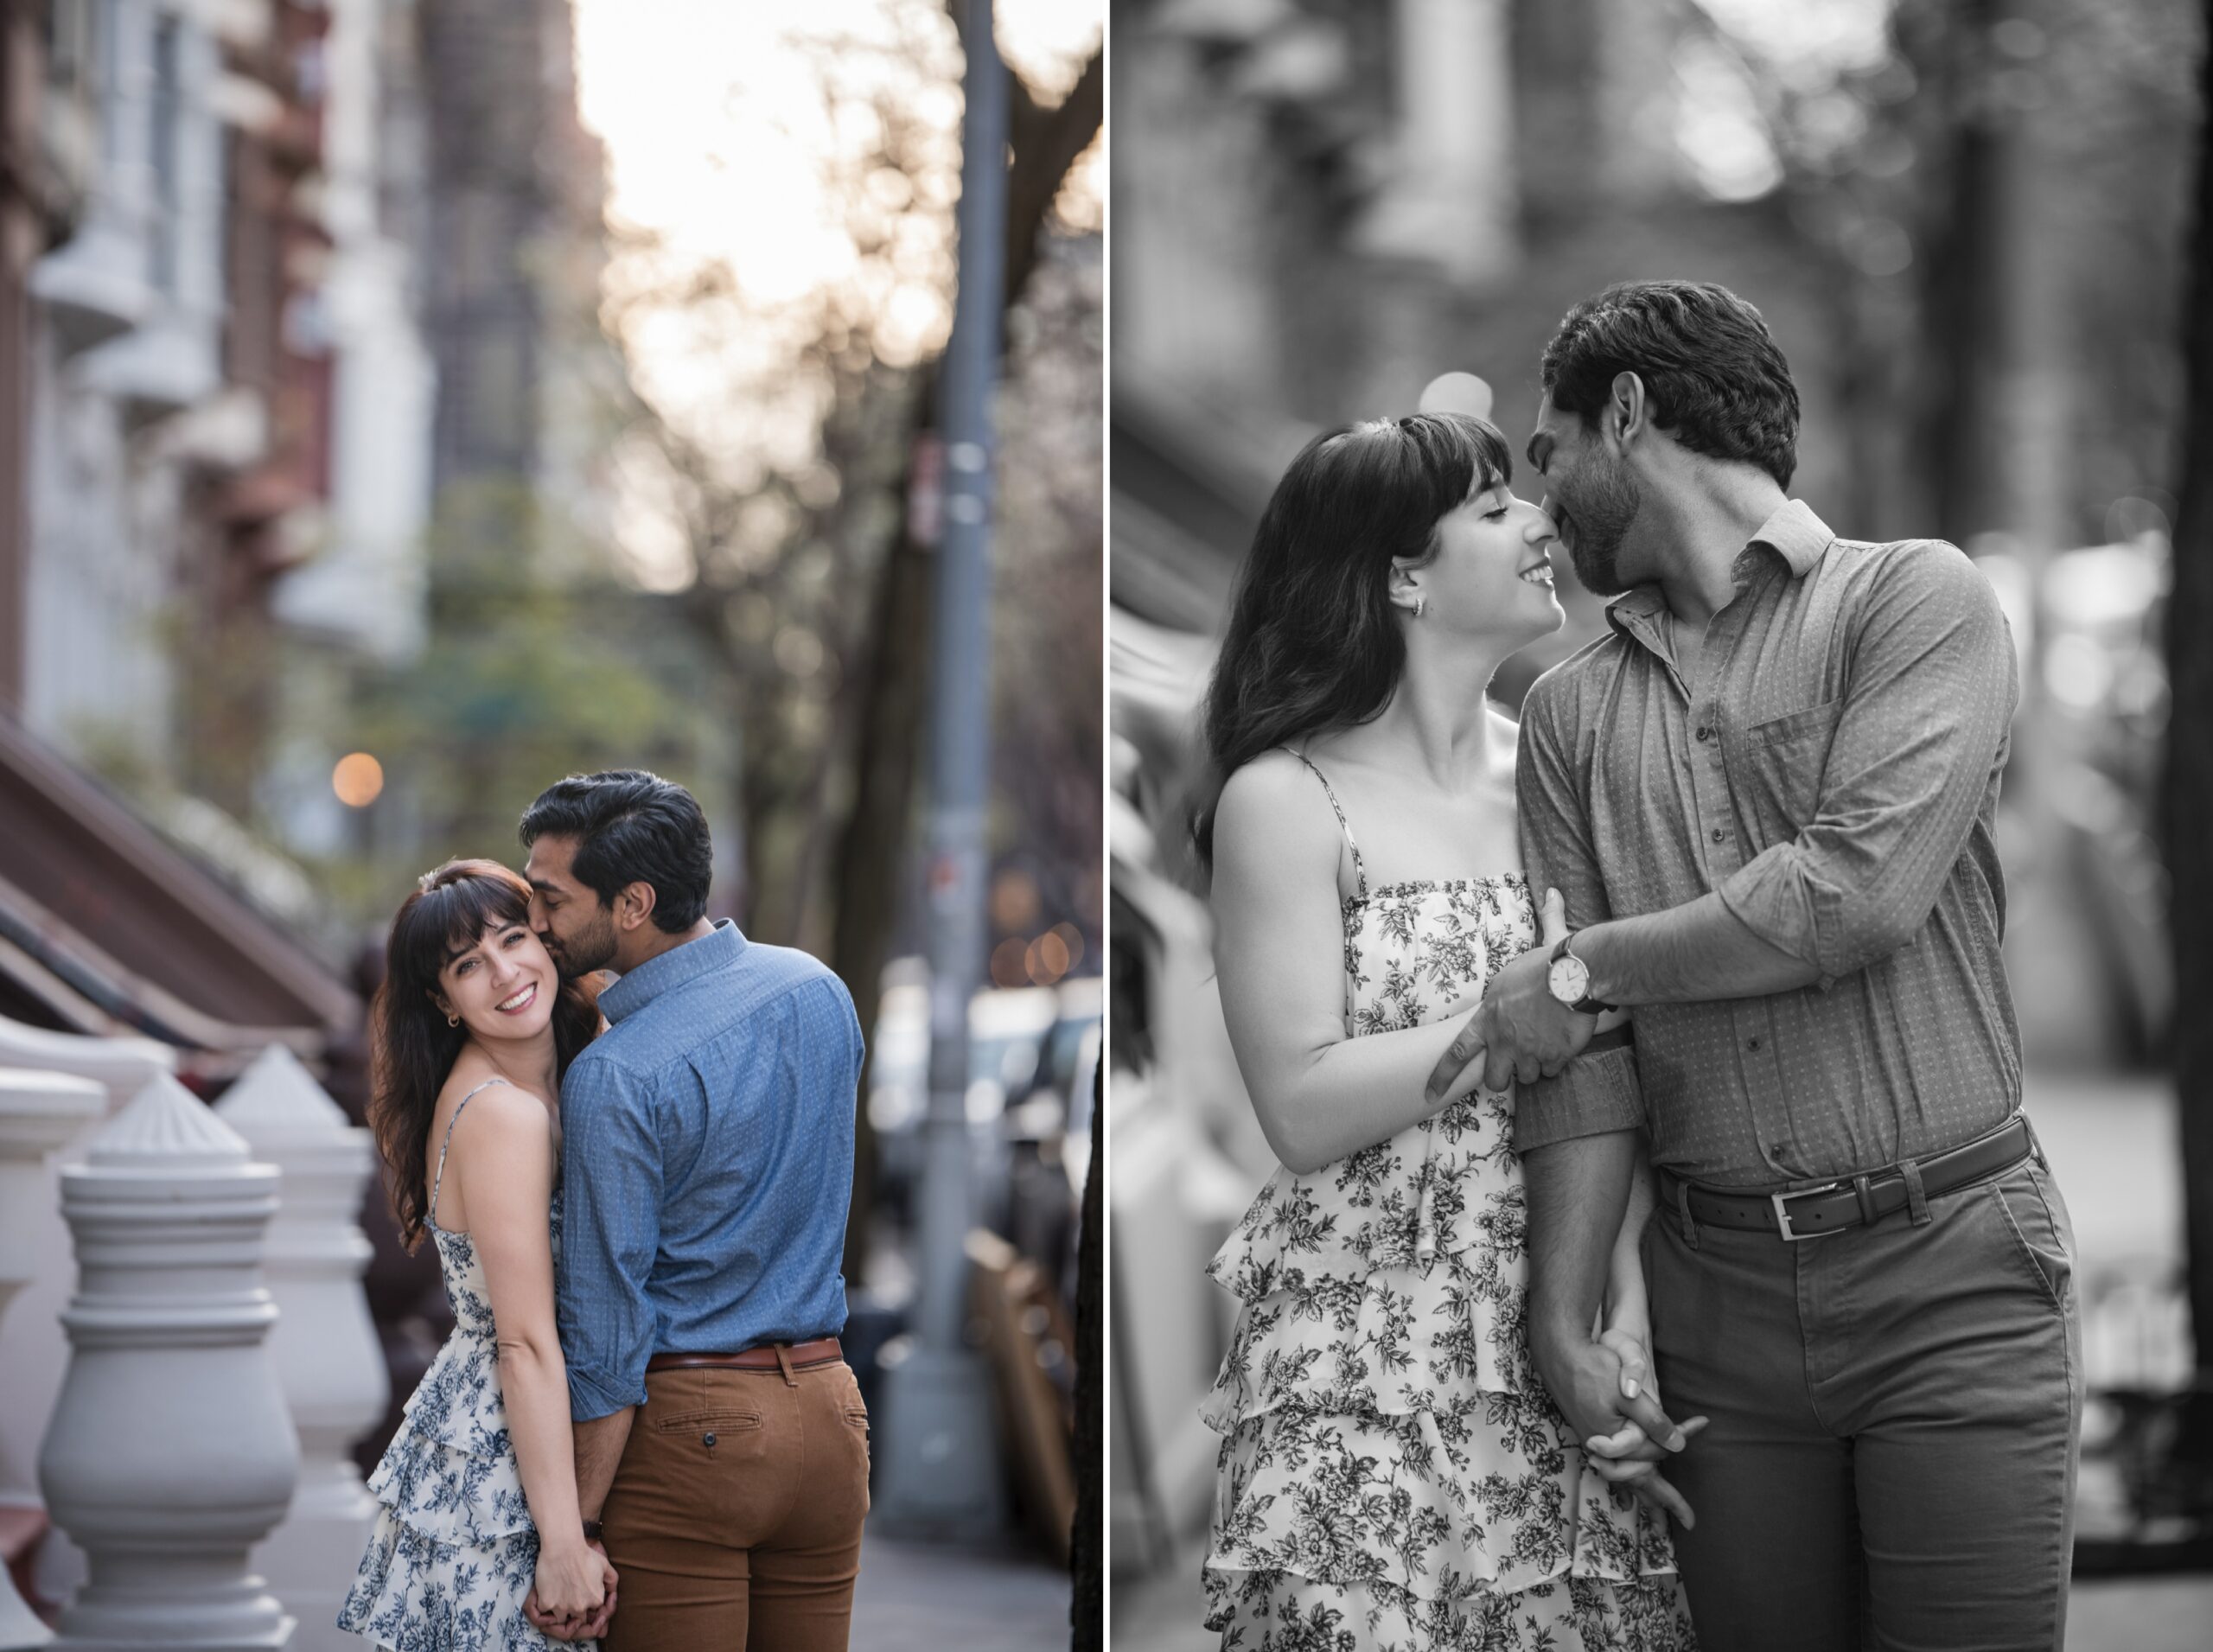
[1749,497,1835,577]
[1604,498,1836,645]
[599,918,747,1024]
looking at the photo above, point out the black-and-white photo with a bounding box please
[1110,2,2210,1648]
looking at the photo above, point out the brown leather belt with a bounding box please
[647,1336,843,1373]
[1660,1115,2036,1242]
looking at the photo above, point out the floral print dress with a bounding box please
[339,1077,591,1652]
[1201,753,1693,1652]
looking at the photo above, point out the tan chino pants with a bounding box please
[601,1356,871,1652]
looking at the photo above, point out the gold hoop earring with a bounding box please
[447,1013,460,1028]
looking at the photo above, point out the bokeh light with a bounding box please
[1027,929,1070,985]
[990,935,1031,988]
[332,752,385,808]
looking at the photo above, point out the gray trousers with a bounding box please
[1647,1155,2082,1652]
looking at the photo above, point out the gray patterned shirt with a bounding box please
[1512,500,2022,1188]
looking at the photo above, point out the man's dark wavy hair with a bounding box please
[518,769,712,932]
[1540,280,1800,489]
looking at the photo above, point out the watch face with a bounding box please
[1548,952,1590,1005]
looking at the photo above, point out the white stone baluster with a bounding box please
[214,1048,386,1650]
[0,1019,175,1616]
[38,1074,298,1649]
[0,1071,107,1650]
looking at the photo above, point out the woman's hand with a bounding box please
[531,1536,608,1633]
[1582,1327,1706,1529]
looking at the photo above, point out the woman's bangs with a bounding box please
[400,871,530,982]
[1403,411,1512,520]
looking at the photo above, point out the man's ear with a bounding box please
[615,880,659,933]
[1605,371,1648,453]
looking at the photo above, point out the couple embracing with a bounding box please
[1199,282,2082,1651]
[336,769,870,1651]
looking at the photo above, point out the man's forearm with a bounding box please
[573,1406,635,1522]
[1576,890,1819,1007]
[1527,1129,1639,1355]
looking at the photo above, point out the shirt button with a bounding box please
[1711,826,1731,843]
[1695,726,1713,743]
[1746,1036,1762,1051]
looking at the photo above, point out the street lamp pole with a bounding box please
[873,0,1007,1538]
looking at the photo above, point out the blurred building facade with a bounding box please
[0,0,619,1609]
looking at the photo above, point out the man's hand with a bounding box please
[1534,1317,1693,1457]
[1426,889,1595,1100]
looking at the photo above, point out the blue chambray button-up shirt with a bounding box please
[557,920,863,1421]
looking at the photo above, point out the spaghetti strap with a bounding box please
[428,1075,513,1231]
[1279,745,1369,902]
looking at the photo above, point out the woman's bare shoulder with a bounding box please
[1215,750,1342,871]
[440,1069,553,1145]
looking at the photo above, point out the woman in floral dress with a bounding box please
[340,860,619,1649]
[1195,412,1698,1650]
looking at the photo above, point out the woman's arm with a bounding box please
[1601,1140,1655,1344]
[454,1088,610,1623]
[1212,756,1492,1175]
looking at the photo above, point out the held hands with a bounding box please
[1425,889,1596,1101]
[522,1539,618,1642]
[1535,1321,1706,1531]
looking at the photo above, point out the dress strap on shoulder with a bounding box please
[428,1075,513,1229]
[1279,745,1369,901]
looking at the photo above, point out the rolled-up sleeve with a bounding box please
[1714,543,2017,982]
[1514,674,1647,1152]
[558,1054,663,1420]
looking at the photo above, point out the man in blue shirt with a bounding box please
[517,770,867,1650]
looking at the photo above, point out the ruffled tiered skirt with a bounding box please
[1201,1097,1693,1651]
[337,1327,590,1651]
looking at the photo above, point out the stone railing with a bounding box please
[0,1017,174,1620]
[0,1070,105,1650]
[215,1048,387,1651]
[0,1024,389,1647]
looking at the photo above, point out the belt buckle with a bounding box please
[1770,1183,1842,1242]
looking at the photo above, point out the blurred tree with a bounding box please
[595,3,1100,1279]
[328,480,715,920]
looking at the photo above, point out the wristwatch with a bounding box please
[581,1518,604,1544]
[1547,933,1616,1016]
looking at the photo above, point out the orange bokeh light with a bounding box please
[990,936,1030,988]
[333,752,385,808]
[1027,930,1070,985]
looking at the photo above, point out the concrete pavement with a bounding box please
[854,1526,1067,1650]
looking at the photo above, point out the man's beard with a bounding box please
[547,910,619,978]
[1563,451,1641,597]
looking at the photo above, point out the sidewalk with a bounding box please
[854,1525,1067,1651]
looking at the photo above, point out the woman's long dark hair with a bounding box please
[368,858,601,1251]
[1193,411,1515,864]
